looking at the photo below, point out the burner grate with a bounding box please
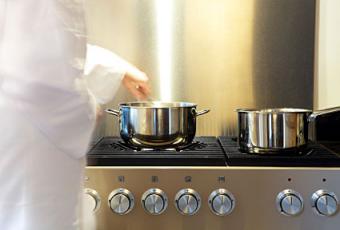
[219,137,340,167]
[87,137,226,166]
[113,141,208,152]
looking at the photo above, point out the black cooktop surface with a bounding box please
[87,136,340,167]
[219,137,340,167]
[87,137,226,166]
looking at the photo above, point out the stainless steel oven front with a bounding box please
[81,166,340,230]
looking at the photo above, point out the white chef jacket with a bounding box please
[0,1,125,229]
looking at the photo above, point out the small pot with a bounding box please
[237,107,340,154]
[106,102,210,149]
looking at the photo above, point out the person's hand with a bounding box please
[122,67,151,100]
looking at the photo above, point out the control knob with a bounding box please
[208,189,235,216]
[311,190,339,216]
[108,188,135,215]
[175,189,201,215]
[142,188,168,215]
[276,189,304,216]
[83,188,101,212]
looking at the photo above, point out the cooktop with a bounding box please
[87,137,225,166]
[87,136,340,167]
[219,137,340,167]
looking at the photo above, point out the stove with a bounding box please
[83,137,340,230]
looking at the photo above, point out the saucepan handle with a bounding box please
[105,109,120,117]
[195,109,210,117]
[308,106,340,121]
[308,106,340,142]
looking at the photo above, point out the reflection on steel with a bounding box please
[85,0,315,138]
[155,0,173,101]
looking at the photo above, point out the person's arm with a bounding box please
[84,44,150,105]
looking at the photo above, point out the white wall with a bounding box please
[316,0,340,109]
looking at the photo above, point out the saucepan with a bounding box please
[106,102,210,149]
[236,107,340,154]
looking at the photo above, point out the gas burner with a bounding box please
[239,146,316,156]
[115,141,207,152]
[230,137,315,156]
[87,137,226,166]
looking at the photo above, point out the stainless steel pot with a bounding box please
[106,102,210,149]
[237,107,340,154]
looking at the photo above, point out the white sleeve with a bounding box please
[84,44,129,104]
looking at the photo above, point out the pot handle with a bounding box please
[105,109,120,117]
[195,109,210,117]
[309,106,340,121]
[308,106,340,142]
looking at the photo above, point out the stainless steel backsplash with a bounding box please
[85,0,315,138]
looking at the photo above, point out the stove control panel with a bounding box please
[84,168,340,230]
[208,189,235,216]
[108,188,135,215]
[311,190,339,216]
[175,188,201,215]
[85,187,340,218]
[141,188,168,215]
[276,189,304,216]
